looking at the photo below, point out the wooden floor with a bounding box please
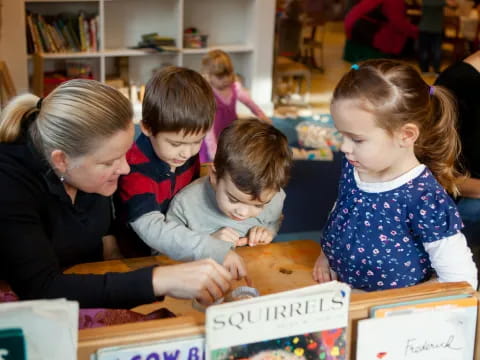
[275,21,440,115]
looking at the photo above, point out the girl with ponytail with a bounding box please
[313,59,477,291]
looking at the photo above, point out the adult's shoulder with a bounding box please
[0,142,44,205]
[435,62,480,90]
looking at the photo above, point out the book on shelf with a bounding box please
[25,11,99,55]
[206,281,351,360]
[356,293,478,360]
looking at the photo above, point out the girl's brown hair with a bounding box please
[0,79,132,161]
[201,49,234,79]
[332,59,463,196]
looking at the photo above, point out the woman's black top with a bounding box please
[0,137,159,308]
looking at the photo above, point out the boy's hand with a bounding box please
[313,251,337,283]
[211,227,240,245]
[247,226,274,246]
[223,250,248,281]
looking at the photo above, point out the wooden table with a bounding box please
[72,240,480,359]
[66,239,320,318]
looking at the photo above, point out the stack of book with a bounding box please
[26,12,99,54]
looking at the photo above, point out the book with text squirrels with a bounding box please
[206,281,351,360]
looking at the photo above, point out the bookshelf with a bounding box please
[14,0,275,113]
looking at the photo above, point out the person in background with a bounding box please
[313,59,477,291]
[418,0,457,74]
[343,0,418,63]
[167,119,292,248]
[435,50,480,281]
[0,79,232,309]
[114,66,248,281]
[199,49,271,163]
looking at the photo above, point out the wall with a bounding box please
[0,0,28,93]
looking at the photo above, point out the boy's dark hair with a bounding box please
[214,119,292,199]
[142,66,215,136]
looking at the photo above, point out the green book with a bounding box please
[0,328,26,360]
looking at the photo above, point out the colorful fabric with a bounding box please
[321,158,463,291]
[0,283,174,330]
[345,0,418,55]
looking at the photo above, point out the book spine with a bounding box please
[32,15,47,52]
[89,18,96,52]
[37,15,53,53]
[26,14,41,54]
[83,18,90,52]
[78,12,87,52]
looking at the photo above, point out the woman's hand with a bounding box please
[152,258,232,304]
[312,251,337,283]
[223,250,250,283]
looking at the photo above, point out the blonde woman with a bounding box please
[0,79,231,309]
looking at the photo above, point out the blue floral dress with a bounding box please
[321,158,463,291]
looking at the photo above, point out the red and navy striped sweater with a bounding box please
[114,133,199,255]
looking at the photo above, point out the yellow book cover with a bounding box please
[371,294,477,318]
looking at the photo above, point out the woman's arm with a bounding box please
[0,178,156,308]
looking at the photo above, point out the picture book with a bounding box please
[0,298,78,360]
[356,295,477,360]
[205,281,351,360]
[370,293,477,318]
[94,334,204,360]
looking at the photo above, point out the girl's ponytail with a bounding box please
[415,85,464,196]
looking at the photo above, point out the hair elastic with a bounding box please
[429,86,435,95]
[36,97,44,110]
[351,64,359,70]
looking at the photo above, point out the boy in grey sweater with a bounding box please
[167,119,293,247]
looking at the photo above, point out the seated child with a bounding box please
[167,119,292,246]
[114,66,246,277]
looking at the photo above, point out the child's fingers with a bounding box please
[331,269,338,280]
[259,229,272,244]
[248,227,259,246]
[212,227,240,244]
[316,269,332,283]
[237,237,248,246]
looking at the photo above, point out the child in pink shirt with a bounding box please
[200,49,271,162]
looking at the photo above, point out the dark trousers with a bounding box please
[418,31,443,73]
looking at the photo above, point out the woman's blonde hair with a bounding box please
[332,59,464,196]
[0,79,132,162]
[201,49,234,79]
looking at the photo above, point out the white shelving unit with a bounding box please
[15,0,275,113]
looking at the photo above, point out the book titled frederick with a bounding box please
[357,294,478,360]
[206,281,351,360]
